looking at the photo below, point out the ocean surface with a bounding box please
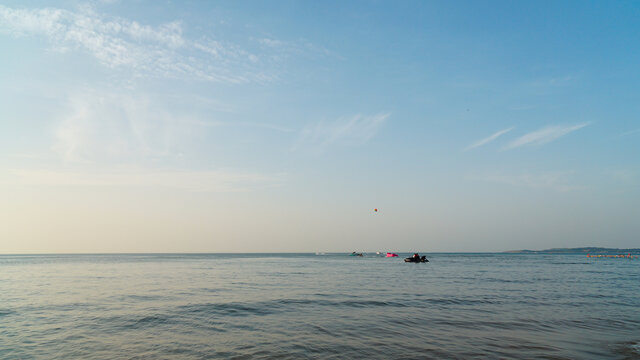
[1,253,639,359]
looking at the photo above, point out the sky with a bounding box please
[0,0,639,253]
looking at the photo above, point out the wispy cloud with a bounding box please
[503,123,589,150]
[0,5,290,84]
[463,127,513,151]
[0,5,184,65]
[52,91,212,163]
[293,113,389,152]
[259,38,286,48]
[9,167,283,192]
[476,171,585,192]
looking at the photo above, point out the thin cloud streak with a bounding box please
[293,113,389,153]
[463,127,513,151]
[503,123,589,150]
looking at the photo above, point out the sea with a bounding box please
[1,253,639,359]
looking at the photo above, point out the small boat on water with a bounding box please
[404,255,428,263]
[349,252,363,257]
[386,252,398,257]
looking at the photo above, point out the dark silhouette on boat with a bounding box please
[405,253,429,263]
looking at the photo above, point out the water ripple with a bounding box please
[1,253,638,359]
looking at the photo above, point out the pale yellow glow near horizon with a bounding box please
[2,166,638,254]
[0,181,407,254]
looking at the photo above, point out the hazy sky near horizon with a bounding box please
[1,0,639,253]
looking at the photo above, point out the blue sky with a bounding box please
[1,0,638,253]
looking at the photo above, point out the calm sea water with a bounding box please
[1,253,639,359]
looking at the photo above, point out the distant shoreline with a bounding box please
[504,247,640,254]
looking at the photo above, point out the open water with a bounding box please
[1,253,639,359]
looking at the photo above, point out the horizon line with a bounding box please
[2,247,638,256]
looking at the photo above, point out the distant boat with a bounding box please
[386,253,398,257]
[404,255,428,263]
[349,252,363,257]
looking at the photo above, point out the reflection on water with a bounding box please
[1,253,639,359]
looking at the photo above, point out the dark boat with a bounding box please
[404,256,429,263]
